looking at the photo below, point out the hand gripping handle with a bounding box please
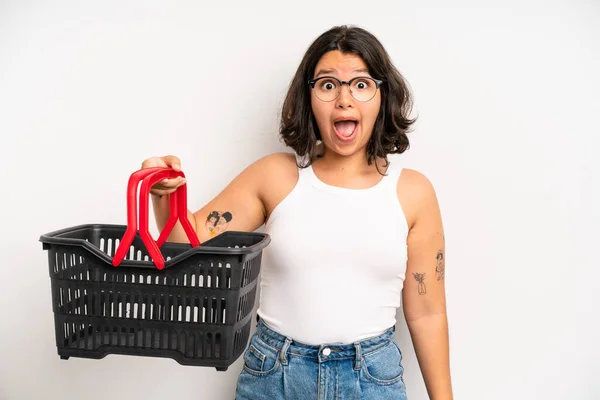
[112,167,200,269]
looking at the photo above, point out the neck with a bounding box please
[317,145,381,173]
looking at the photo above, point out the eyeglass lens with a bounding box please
[312,77,378,102]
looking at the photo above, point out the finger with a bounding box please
[141,156,167,169]
[150,187,177,196]
[161,176,186,186]
[161,155,181,171]
[150,178,185,196]
[153,176,186,190]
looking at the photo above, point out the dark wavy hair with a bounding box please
[279,25,416,172]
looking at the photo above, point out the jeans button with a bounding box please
[322,348,331,356]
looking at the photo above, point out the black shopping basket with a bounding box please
[39,167,270,371]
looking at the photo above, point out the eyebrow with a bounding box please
[314,68,370,78]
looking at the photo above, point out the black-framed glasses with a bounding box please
[308,76,383,102]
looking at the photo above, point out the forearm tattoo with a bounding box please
[436,250,445,281]
[413,272,427,295]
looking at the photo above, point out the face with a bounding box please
[310,50,382,158]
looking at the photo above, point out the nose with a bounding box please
[335,83,353,109]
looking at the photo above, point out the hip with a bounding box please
[235,320,407,400]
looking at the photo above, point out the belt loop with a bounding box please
[280,337,292,366]
[353,342,362,371]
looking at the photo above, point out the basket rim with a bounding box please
[39,223,270,269]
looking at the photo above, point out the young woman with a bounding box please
[143,25,453,400]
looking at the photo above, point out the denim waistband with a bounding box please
[254,320,396,368]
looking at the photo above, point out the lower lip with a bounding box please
[333,123,359,143]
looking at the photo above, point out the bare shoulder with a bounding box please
[254,152,298,172]
[249,152,298,183]
[189,151,299,239]
[234,152,295,180]
[250,152,299,217]
[397,168,436,194]
[397,168,440,229]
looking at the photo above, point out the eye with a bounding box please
[319,79,337,91]
[354,79,370,90]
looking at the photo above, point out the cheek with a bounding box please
[371,95,382,118]
[364,98,382,124]
[311,98,330,128]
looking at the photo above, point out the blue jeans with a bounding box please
[235,320,408,399]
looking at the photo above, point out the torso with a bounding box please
[255,151,423,344]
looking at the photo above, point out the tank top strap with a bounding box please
[294,152,309,168]
[294,153,314,179]
[380,157,404,190]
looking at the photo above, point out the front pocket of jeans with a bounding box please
[361,340,405,385]
[242,337,280,376]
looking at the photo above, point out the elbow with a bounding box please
[404,310,448,327]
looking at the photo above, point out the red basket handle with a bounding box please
[112,167,200,269]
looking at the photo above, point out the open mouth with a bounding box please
[333,119,358,142]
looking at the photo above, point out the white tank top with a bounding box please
[256,156,409,345]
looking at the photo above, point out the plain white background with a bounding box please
[1,1,598,399]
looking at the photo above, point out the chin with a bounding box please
[322,138,366,157]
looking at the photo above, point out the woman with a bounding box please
[143,25,453,400]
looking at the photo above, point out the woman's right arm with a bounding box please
[143,154,270,244]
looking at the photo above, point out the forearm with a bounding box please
[151,194,198,243]
[406,312,453,400]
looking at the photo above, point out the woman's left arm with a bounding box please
[400,170,453,400]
